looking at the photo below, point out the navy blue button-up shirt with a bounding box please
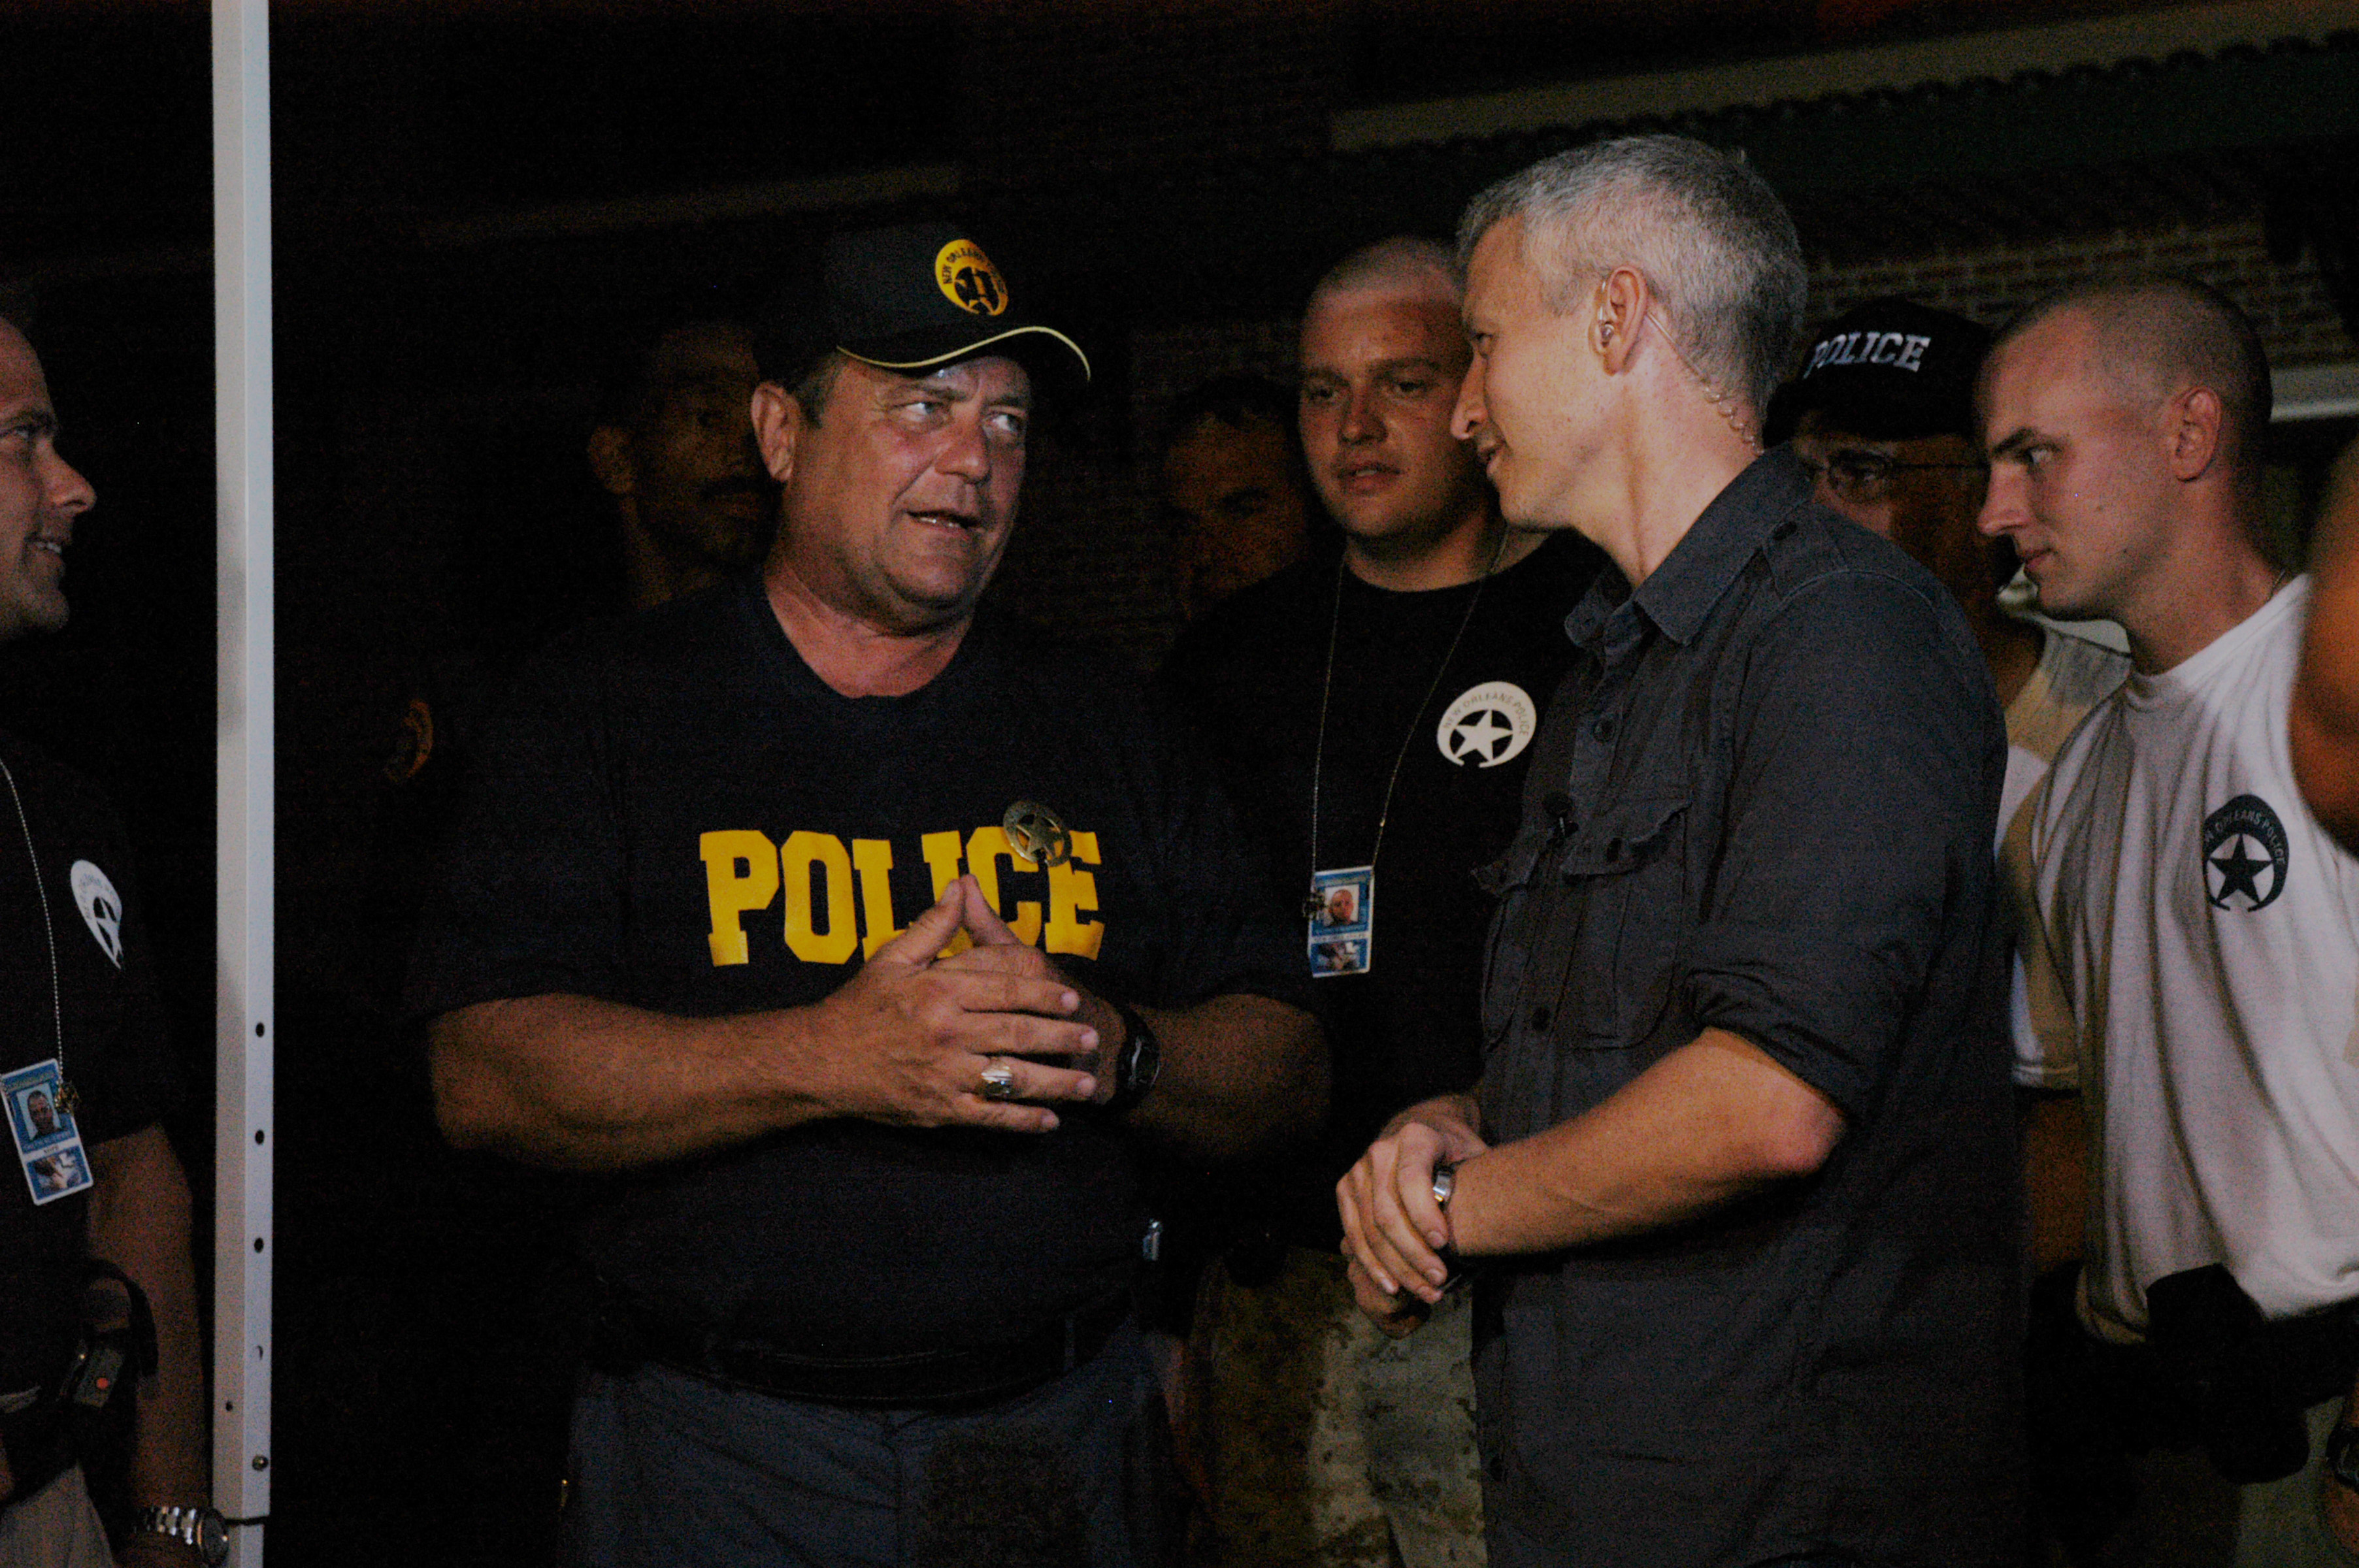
[1473,449,2022,1568]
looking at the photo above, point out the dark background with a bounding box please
[0,1,2354,1560]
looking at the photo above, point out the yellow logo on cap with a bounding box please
[935,240,1009,318]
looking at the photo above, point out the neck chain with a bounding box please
[0,756,65,1072]
[1303,528,1513,917]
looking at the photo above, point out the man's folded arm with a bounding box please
[1445,1027,1843,1258]
[433,992,845,1169]
[1346,1032,1843,1305]
[430,881,1104,1169]
[430,875,1325,1170]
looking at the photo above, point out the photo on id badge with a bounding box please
[1310,865,1373,977]
[5,1060,91,1205]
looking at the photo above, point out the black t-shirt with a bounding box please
[408,580,1309,1358]
[1156,534,1600,1241]
[0,730,174,1392]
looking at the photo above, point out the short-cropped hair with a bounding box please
[1457,134,1807,423]
[1996,276,2271,478]
[1308,236,1462,314]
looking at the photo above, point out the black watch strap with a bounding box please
[1102,999,1161,1115]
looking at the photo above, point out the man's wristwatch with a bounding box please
[1428,1161,1466,1286]
[133,1505,229,1566]
[1102,999,1162,1115]
[2328,1424,2359,1492]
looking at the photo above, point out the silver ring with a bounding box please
[979,1061,1019,1101]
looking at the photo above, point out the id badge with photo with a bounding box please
[1308,865,1374,977]
[4,1060,92,1206]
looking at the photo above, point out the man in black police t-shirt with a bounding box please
[0,317,216,1564]
[412,223,1324,1568]
[1158,237,1597,1567]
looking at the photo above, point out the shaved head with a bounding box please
[1995,276,2271,489]
[1308,237,1460,317]
[1297,236,1493,574]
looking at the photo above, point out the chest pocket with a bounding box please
[1556,796,1690,1047]
[1477,824,1555,1051]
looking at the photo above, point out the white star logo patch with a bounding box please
[1435,681,1536,769]
[69,860,123,968]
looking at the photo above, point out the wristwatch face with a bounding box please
[138,1506,229,1567]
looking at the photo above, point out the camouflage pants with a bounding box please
[1193,1247,1483,1568]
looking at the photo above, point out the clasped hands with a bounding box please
[810,874,1120,1134]
[1336,1095,1489,1337]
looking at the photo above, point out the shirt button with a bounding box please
[1528,1006,1551,1032]
[1591,716,1616,742]
[1485,1454,1508,1482]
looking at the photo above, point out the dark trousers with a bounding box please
[561,1322,1166,1568]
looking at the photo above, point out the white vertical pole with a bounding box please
[212,0,273,1561]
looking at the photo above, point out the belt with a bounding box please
[601,1289,1133,1410]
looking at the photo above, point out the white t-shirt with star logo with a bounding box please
[2029,576,2359,1335]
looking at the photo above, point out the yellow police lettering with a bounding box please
[701,830,780,967]
[851,838,904,958]
[919,831,964,896]
[781,831,859,965]
[1044,830,1103,959]
[919,830,974,957]
[965,825,1046,946]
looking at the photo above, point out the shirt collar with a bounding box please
[1565,448,1811,657]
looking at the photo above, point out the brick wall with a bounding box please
[1807,216,2352,366]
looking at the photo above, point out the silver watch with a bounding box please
[134,1504,229,1566]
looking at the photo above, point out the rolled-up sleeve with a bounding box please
[1681,572,2002,1119]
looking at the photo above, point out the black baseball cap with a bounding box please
[1764,298,1991,446]
[758,220,1091,392]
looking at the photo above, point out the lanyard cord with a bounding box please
[0,755,65,1070]
[1305,527,1515,906]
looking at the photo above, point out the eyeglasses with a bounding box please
[1797,450,1987,504]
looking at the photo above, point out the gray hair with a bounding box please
[1456,134,1806,423]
